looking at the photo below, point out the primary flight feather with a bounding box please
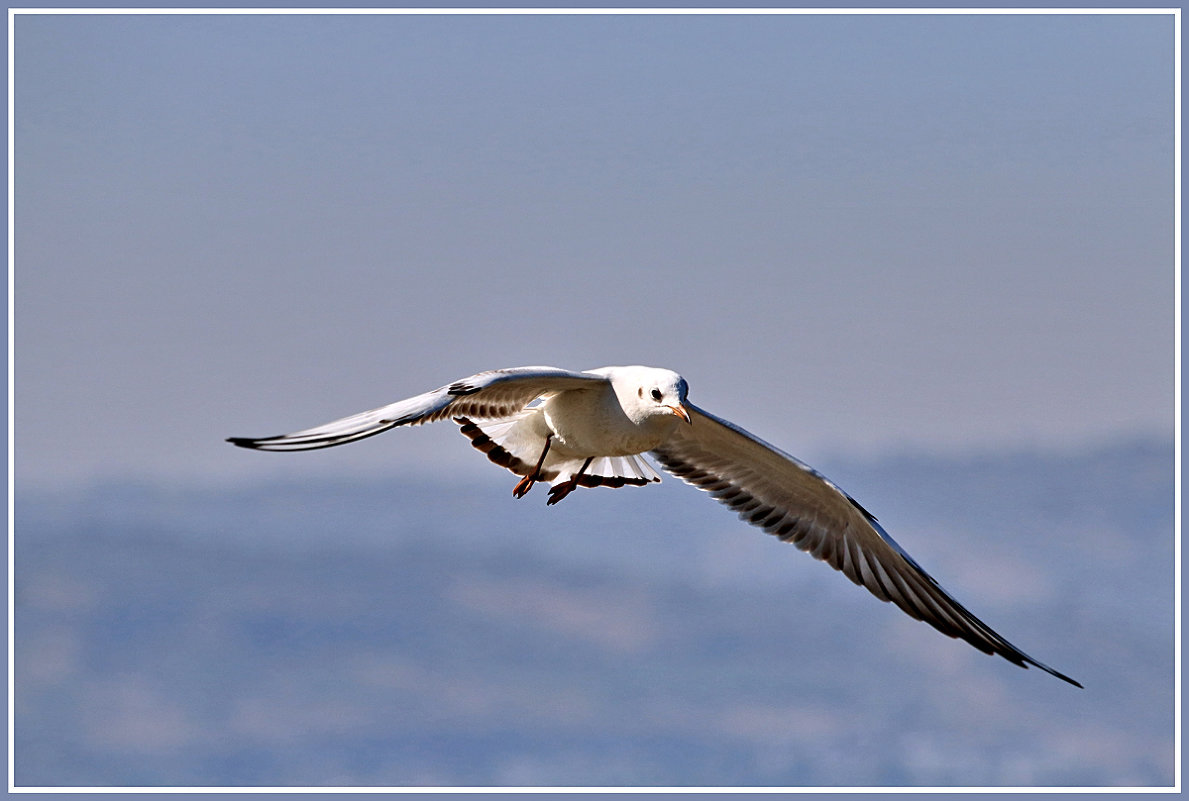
[228,364,1081,688]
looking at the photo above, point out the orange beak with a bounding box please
[668,404,692,424]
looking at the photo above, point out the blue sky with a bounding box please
[13,11,1176,488]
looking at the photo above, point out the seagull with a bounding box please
[228,364,1081,687]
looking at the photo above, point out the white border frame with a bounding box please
[7,6,1181,795]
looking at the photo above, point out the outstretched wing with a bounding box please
[227,366,608,452]
[651,402,1081,688]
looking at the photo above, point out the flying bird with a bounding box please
[228,365,1081,687]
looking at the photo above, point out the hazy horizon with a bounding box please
[14,438,1175,787]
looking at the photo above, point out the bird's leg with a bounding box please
[546,457,594,506]
[512,434,553,499]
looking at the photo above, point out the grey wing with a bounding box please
[227,366,609,452]
[651,402,1081,687]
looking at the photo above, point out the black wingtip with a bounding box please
[226,436,262,449]
[1023,656,1082,688]
[1045,666,1084,689]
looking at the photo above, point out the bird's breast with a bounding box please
[541,388,668,456]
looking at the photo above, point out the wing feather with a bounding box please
[227,366,608,452]
[651,402,1081,688]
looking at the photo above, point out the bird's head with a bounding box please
[614,366,692,425]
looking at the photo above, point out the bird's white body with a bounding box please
[539,366,686,455]
[228,363,1080,688]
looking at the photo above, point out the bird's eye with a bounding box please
[650,388,663,401]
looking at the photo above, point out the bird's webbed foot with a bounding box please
[546,480,578,505]
[512,474,538,498]
[545,457,594,506]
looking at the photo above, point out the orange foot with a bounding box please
[546,480,578,505]
[512,474,537,498]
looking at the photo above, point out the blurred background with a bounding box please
[13,10,1175,788]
